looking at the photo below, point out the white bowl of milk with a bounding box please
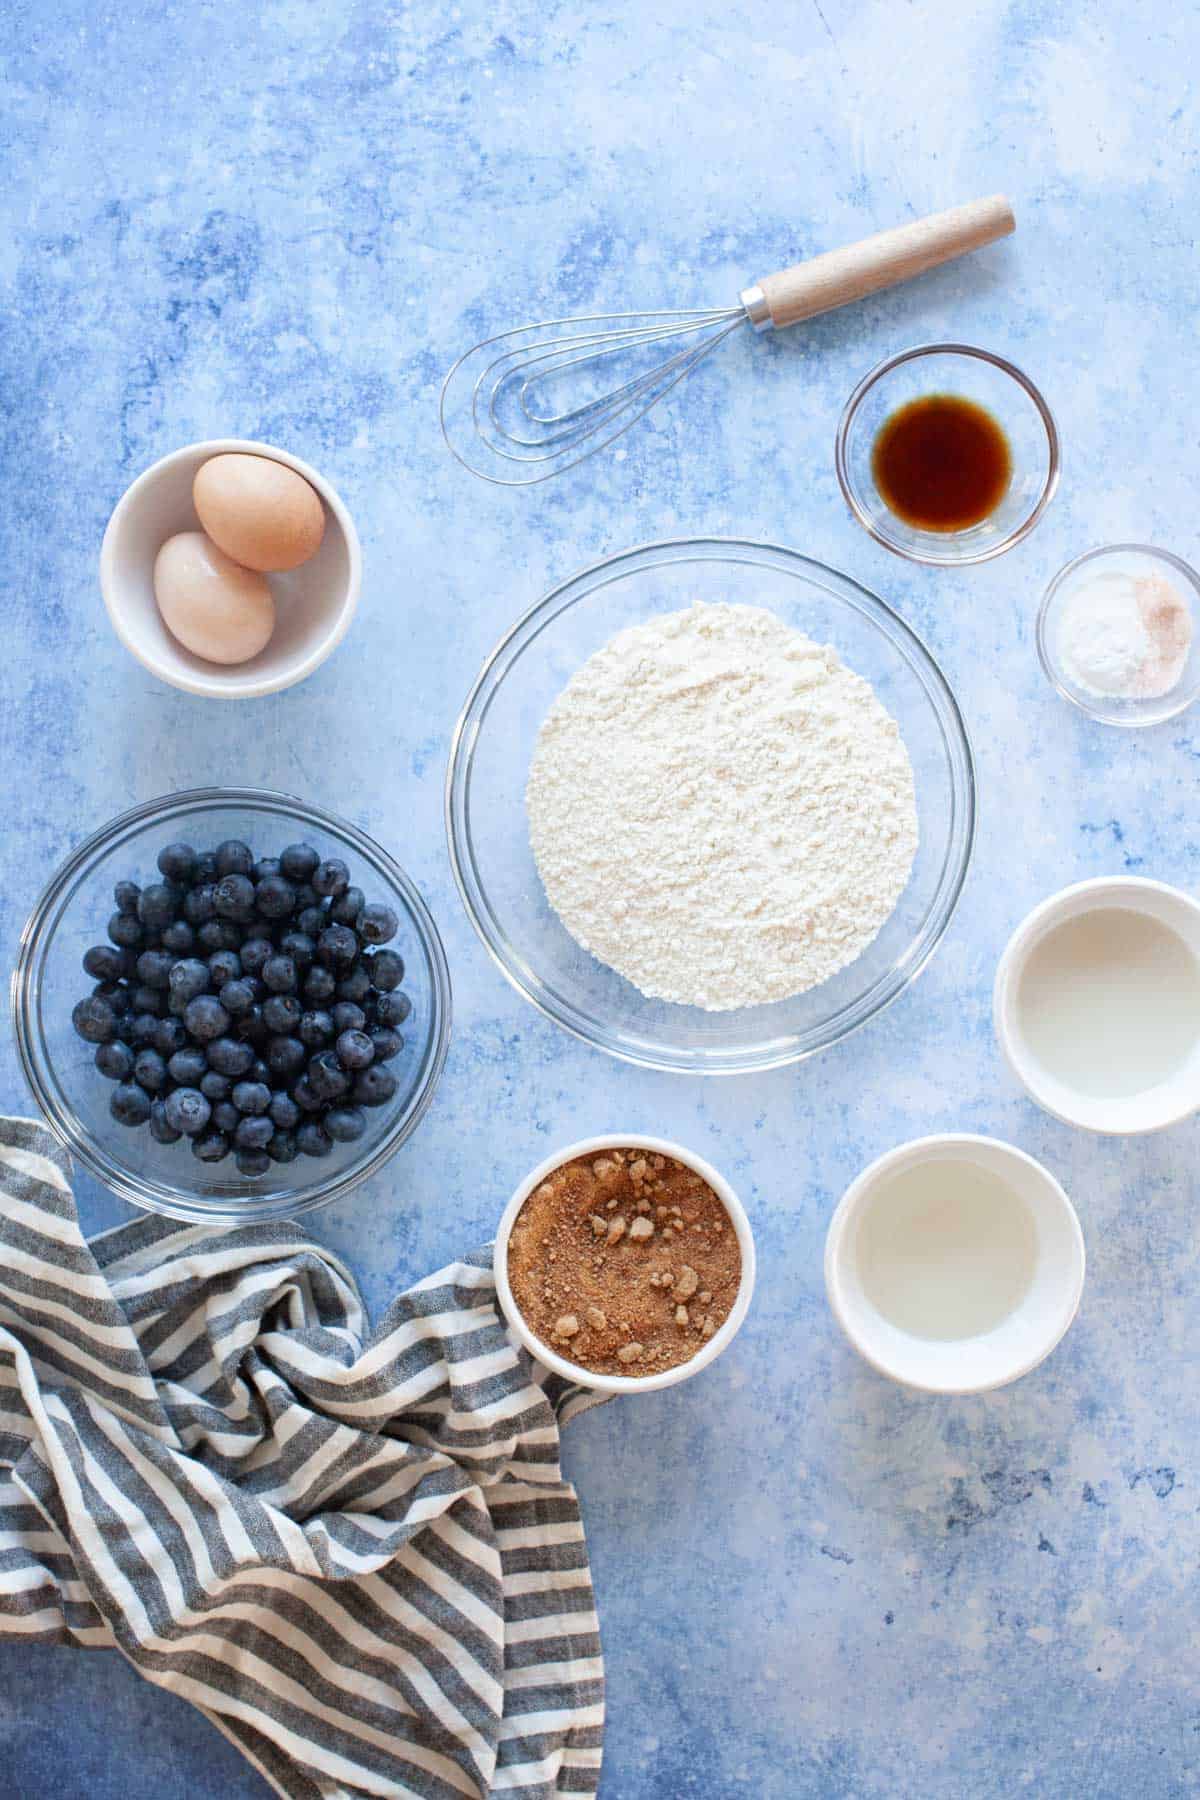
[825,1135,1084,1393]
[994,877,1200,1133]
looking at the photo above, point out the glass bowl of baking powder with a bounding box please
[446,538,975,1075]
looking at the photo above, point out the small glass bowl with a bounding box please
[1037,544,1200,728]
[446,537,976,1076]
[12,788,452,1224]
[836,343,1060,566]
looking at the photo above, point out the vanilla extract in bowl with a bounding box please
[872,393,1012,532]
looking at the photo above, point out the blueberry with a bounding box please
[298,1009,334,1048]
[193,851,218,884]
[239,937,273,976]
[72,995,117,1044]
[358,903,398,946]
[296,1120,333,1158]
[93,976,131,1011]
[308,1051,350,1102]
[269,1091,302,1131]
[197,919,241,953]
[335,1028,375,1071]
[248,1057,271,1086]
[254,875,296,921]
[367,949,405,992]
[325,1105,367,1143]
[183,883,217,926]
[332,1001,367,1035]
[262,954,297,994]
[278,930,315,970]
[114,879,141,916]
[331,886,365,926]
[168,1046,208,1086]
[108,911,143,949]
[161,919,195,956]
[191,1130,230,1164]
[235,1115,274,1151]
[133,1048,167,1093]
[232,1080,271,1116]
[157,842,196,884]
[252,856,281,884]
[214,840,254,878]
[153,1017,188,1059]
[83,943,126,982]
[207,1035,255,1078]
[136,948,175,991]
[138,883,178,931]
[169,958,211,1005]
[212,1101,240,1135]
[214,873,255,921]
[164,1087,211,1137]
[375,990,412,1028]
[110,1082,152,1127]
[220,978,256,1017]
[296,906,327,940]
[128,1011,161,1047]
[129,985,165,1018]
[354,1065,398,1107]
[266,1035,306,1080]
[303,966,337,1004]
[262,994,301,1035]
[291,1074,323,1113]
[95,1040,134,1081]
[200,1070,232,1102]
[207,949,241,989]
[184,994,230,1042]
[149,1098,183,1144]
[237,1003,269,1044]
[280,843,320,883]
[335,963,372,1004]
[291,884,319,915]
[236,1148,271,1177]
[312,858,350,899]
[317,924,358,970]
[266,1130,298,1163]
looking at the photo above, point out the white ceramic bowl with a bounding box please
[100,438,362,698]
[825,1134,1084,1395]
[493,1134,756,1395]
[994,877,1200,1133]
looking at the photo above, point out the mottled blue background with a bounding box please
[4,1,1200,1794]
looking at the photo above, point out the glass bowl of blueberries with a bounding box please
[13,787,452,1223]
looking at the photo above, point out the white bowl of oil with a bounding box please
[994,877,1200,1133]
[825,1134,1084,1394]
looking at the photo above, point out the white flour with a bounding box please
[526,602,920,1010]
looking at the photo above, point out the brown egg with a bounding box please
[154,532,275,664]
[193,453,326,572]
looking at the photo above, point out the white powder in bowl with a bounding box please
[526,602,919,1011]
[1054,568,1193,699]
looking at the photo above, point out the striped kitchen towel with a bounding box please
[0,1116,605,1800]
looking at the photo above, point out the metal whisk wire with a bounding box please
[442,306,747,486]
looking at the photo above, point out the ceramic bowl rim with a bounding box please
[824,1131,1085,1395]
[834,342,1061,566]
[492,1133,756,1394]
[99,438,363,699]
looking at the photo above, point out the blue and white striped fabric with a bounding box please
[0,1117,605,1799]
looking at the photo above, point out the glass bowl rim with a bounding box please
[1035,541,1200,728]
[12,784,453,1223]
[445,534,976,1075]
[834,341,1062,567]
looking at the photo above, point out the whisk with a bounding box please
[440,195,1014,487]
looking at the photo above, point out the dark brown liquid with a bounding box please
[871,394,1012,532]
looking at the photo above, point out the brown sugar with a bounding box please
[506,1148,742,1377]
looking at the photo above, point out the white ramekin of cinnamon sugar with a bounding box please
[494,1134,756,1394]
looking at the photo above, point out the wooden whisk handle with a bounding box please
[742,195,1015,332]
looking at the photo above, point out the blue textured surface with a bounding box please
[4,2,1200,1795]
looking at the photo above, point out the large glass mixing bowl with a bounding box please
[13,787,452,1222]
[446,538,974,1075]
